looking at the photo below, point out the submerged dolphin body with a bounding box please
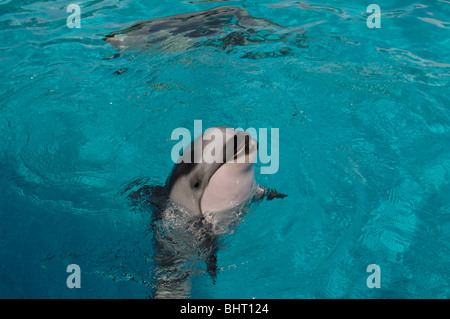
[123,127,286,298]
[104,6,306,55]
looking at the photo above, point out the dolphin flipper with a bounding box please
[264,188,288,200]
[254,186,288,201]
[205,241,218,283]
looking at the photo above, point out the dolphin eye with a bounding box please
[190,175,203,191]
[193,181,201,190]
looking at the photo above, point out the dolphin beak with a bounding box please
[227,131,257,164]
[233,134,249,159]
[247,138,258,155]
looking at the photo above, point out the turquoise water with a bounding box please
[1,0,449,298]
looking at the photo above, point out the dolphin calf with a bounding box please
[124,128,286,298]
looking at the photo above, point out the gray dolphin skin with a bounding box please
[104,6,306,54]
[124,127,286,298]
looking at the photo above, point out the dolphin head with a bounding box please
[166,126,258,216]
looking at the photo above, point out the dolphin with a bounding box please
[168,127,258,227]
[123,127,286,298]
[103,6,306,55]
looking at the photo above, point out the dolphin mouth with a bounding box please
[232,133,257,162]
[233,134,248,160]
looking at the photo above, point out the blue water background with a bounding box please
[0,0,449,298]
